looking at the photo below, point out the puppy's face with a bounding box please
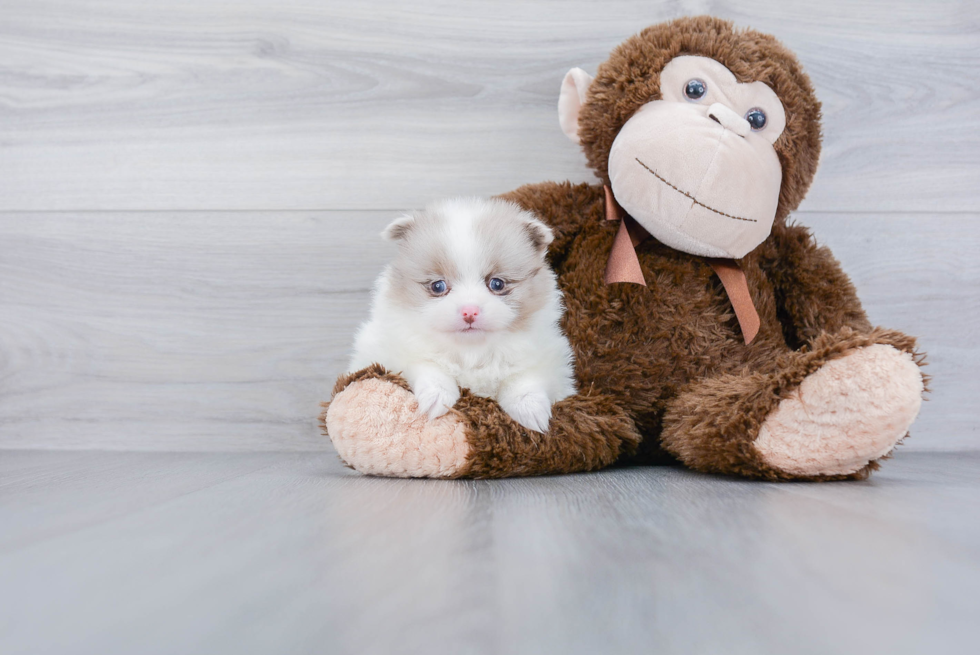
[382,198,555,337]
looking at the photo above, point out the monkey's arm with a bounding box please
[758,222,873,348]
[498,181,603,263]
[323,365,641,479]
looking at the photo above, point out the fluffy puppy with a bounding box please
[348,197,576,432]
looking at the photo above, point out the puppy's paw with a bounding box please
[501,391,552,433]
[412,376,461,421]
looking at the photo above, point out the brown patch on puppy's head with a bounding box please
[576,15,822,222]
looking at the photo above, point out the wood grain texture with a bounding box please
[0,210,393,451]
[0,211,976,451]
[0,0,977,212]
[1,450,979,654]
[2,6,976,653]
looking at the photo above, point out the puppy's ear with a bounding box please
[523,216,554,254]
[381,212,417,241]
[558,67,594,144]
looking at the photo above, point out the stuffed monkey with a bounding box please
[323,16,926,481]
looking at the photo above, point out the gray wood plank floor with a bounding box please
[1,450,978,655]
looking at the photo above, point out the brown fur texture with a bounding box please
[455,388,641,478]
[324,16,926,481]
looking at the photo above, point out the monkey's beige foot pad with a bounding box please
[755,344,924,477]
[326,378,471,478]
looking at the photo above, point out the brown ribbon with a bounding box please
[704,258,761,344]
[602,185,760,345]
[603,185,647,286]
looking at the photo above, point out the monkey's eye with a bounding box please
[487,278,506,293]
[429,280,448,295]
[745,108,767,130]
[684,79,707,100]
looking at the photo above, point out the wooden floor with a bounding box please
[1,450,978,655]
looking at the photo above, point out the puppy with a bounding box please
[348,197,576,432]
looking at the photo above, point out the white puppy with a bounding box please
[348,197,576,433]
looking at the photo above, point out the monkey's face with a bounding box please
[561,55,788,259]
[608,57,786,258]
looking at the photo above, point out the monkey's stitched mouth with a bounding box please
[635,158,757,223]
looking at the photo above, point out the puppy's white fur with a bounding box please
[348,197,576,433]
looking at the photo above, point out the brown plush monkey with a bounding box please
[323,16,926,481]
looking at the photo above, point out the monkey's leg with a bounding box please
[659,328,926,481]
[322,365,641,479]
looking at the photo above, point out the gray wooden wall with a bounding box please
[1,0,977,452]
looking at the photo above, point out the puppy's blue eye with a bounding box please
[746,108,767,130]
[488,278,505,293]
[429,280,447,295]
[684,79,706,100]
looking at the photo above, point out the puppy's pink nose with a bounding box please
[460,305,480,324]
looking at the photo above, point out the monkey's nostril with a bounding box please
[709,114,721,125]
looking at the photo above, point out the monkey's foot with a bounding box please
[754,344,924,477]
[325,377,470,478]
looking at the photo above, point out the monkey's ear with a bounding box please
[381,212,417,241]
[558,67,594,144]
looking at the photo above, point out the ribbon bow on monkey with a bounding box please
[602,185,761,345]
